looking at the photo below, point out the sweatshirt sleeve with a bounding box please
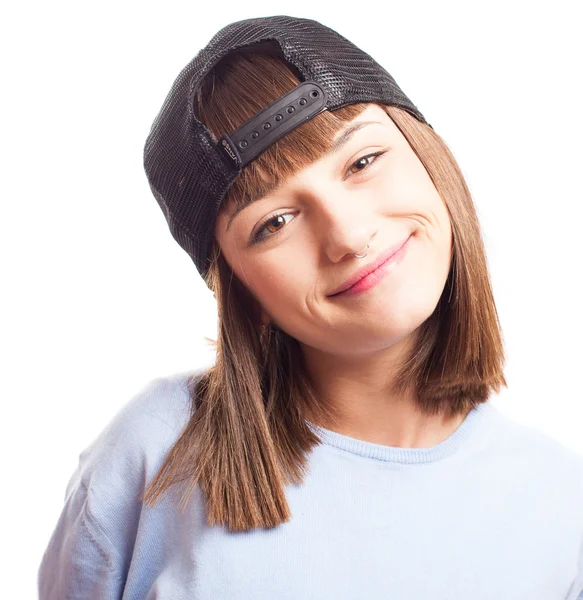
[38,469,126,599]
[37,371,196,600]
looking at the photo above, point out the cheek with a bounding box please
[246,259,308,308]
[397,152,452,243]
[217,226,311,321]
[374,149,438,218]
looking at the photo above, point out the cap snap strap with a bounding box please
[217,81,328,170]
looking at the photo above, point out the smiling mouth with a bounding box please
[328,235,412,298]
[328,235,411,297]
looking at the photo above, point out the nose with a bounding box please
[313,188,377,263]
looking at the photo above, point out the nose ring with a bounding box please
[354,243,370,259]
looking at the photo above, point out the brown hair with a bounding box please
[141,41,507,531]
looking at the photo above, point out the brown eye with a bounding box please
[347,150,387,176]
[265,215,286,234]
[251,213,295,245]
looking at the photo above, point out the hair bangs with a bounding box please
[193,41,368,213]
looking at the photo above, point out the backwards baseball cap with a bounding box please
[143,15,431,282]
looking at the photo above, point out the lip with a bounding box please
[327,235,412,297]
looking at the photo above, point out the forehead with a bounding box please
[223,104,395,226]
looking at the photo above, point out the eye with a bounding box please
[346,150,387,177]
[250,212,295,245]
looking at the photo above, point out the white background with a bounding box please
[2,0,582,596]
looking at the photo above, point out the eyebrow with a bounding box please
[225,120,383,231]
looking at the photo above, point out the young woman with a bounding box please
[38,15,583,600]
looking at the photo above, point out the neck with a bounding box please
[300,336,470,449]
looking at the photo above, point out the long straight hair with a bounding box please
[141,41,507,531]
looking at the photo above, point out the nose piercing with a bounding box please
[354,243,370,259]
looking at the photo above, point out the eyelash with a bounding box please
[250,150,388,245]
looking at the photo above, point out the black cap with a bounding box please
[143,15,430,281]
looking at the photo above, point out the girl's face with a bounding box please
[215,104,452,357]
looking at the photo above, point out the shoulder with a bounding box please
[74,367,207,494]
[70,367,210,547]
[39,367,210,597]
[484,402,583,497]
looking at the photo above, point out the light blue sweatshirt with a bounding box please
[38,369,583,599]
